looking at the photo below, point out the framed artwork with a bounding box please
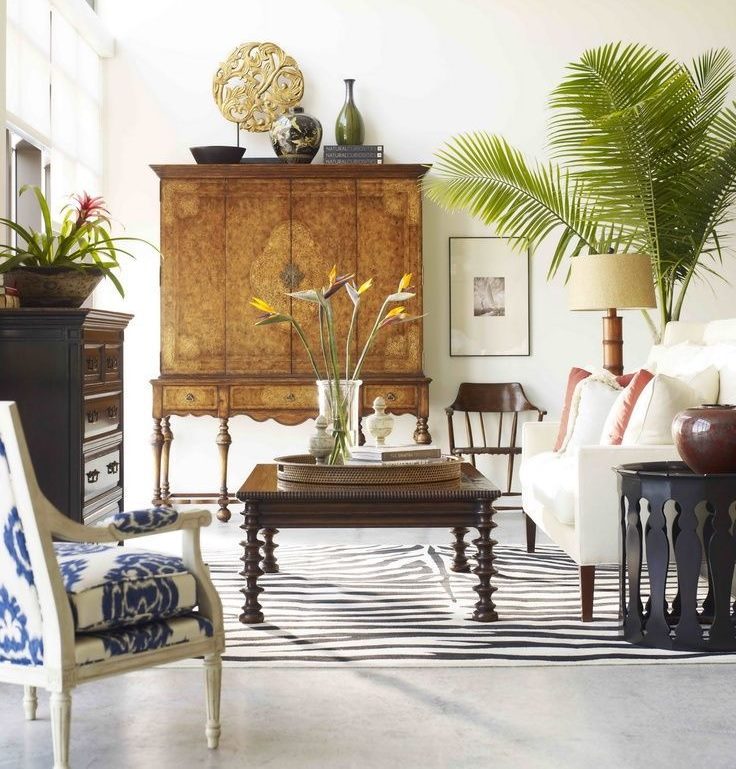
[449,237,530,356]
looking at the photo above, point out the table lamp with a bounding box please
[568,252,656,375]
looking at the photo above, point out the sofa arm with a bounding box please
[522,420,560,461]
[574,444,681,564]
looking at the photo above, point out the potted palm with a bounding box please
[0,186,150,306]
[426,43,736,340]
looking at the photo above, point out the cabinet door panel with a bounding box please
[161,181,226,373]
[226,179,291,374]
[357,180,423,374]
[291,180,358,375]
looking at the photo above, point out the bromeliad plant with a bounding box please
[426,43,736,341]
[250,267,423,464]
[0,185,148,297]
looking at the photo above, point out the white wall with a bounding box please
[96,0,736,508]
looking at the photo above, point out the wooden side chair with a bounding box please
[446,382,546,512]
[0,401,224,769]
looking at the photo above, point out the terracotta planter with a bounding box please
[672,405,736,474]
[4,267,104,308]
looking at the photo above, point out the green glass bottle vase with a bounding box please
[335,78,365,146]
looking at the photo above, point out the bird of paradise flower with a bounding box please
[250,268,423,463]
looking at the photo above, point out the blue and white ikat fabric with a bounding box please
[0,438,44,666]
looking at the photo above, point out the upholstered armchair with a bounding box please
[0,402,224,769]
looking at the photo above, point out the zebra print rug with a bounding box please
[205,542,736,667]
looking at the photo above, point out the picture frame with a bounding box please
[449,237,530,357]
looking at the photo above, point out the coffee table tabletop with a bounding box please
[235,462,501,625]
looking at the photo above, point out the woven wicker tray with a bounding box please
[274,454,463,485]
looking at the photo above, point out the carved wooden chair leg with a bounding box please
[204,653,222,749]
[580,565,595,622]
[50,689,72,769]
[524,512,537,553]
[23,685,37,721]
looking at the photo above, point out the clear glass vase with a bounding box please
[316,379,362,464]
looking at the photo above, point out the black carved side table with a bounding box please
[616,462,736,652]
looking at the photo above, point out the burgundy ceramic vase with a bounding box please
[672,404,736,474]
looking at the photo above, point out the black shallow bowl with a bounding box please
[190,146,245,164]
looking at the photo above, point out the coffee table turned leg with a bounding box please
[450,527,471,572]
[239,501,264,624]
[472,500,499,622]
[261,528,280,573]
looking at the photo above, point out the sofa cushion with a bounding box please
[519,451,577,526]
[621,371,715,445]
[600,369,654,445]
[559,372,622,453]
[55,543,197,632]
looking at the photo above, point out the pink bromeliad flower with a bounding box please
[70,192,109,227]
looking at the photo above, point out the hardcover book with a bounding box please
[349,444,442,462]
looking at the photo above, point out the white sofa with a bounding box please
[520,318,736,621]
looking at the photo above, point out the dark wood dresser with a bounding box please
[0,309,133,523]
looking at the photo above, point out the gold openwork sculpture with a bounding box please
[212,41,304,133]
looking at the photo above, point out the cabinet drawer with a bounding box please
[84,494,123,525]
[103,343,122,382]
[83,344,103,384]
[363,385,417,410]
[83,394,122,439]
[162,386,218,412]
[84,447,122,502]
[231,384,316,410]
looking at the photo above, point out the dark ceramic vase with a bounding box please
[672,404,736,474]
[4,266,104,307]
[270,107,323,164]
[335,78,365,146]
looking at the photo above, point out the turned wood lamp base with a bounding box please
[602,308,624,377]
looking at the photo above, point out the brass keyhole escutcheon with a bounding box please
[185,393,196,402]
[386,392,397,402]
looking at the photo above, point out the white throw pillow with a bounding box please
[560,372,622,452]
[646,341,701,374]
[622,373,700,445]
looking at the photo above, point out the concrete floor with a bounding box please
[3,512,736,769]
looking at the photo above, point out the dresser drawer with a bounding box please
[362,384,418,410]
[231,384,316,410]
[162,385,218,412]
[84,446,122,502]
[103,343,122,382]
[83,394,122,439]
[83,343,103,384]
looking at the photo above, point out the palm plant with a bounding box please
[425,43,736,340]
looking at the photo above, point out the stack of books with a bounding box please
[349,444,442,464]
[323,145,384,165]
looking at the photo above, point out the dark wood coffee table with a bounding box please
[236,463,501,624]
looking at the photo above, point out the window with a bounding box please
[5,0,107,217]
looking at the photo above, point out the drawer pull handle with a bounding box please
[106,356,119,370]
[386,392,397,402]
[86,469,100,484]
[87,410,99,424]
[185,393,196,402]
[285,393,295,402]
[86,357,99,372]
[106,405,119,419]
[107,461,120,475]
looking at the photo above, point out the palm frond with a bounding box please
[425,133,611,274]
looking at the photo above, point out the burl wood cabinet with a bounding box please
[0,309,132,523]
[150,163,431,521]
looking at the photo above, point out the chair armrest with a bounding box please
[106,507,180,535]
[522,420,560,461]
[49,508,212,543]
